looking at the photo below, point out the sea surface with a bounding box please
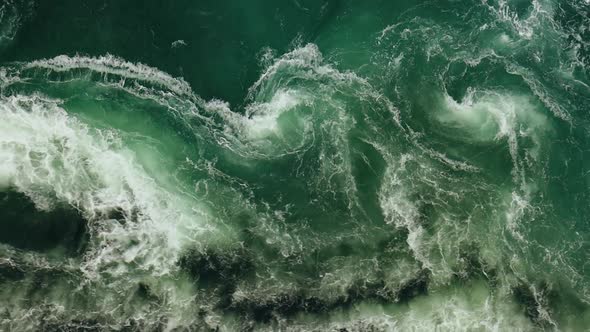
[0,0,589,331]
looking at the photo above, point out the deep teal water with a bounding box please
[0,0,589,330]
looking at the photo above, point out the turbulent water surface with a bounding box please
[0,0,589,331]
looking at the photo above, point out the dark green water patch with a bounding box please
[0,190,88,255]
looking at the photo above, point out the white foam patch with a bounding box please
[378,154,432,270]
[194,44,400,177]
[214,89,308,142]
[498,33,512,44]
[505,63,571,122]
[441,88,521,139]
[248,43,400,124]
[244,89,306,137]
[392,282,533,331]
[438,88,549,182]
[434,88,553,244]
[486,0,554,40]
[0,95,211,278]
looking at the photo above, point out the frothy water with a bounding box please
[0,0,589,331]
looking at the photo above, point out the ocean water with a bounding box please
[0,0,589,331]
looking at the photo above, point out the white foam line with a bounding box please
[23,54,194,97]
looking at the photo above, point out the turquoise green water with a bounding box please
[0,0,589,330]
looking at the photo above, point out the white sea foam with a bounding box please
[505,63,571,122]
[171,39,187,48]
[379,154,433,270]
[259,281,534,332]
[0,95,211,279]
[15,44,399,166]
[248,44,400,123]
[244,89,306,137]
[215,89,309,143]
[439,88,549,183]
[0,43,559,329]
[24,54,195,97]
[485,0,554,40]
